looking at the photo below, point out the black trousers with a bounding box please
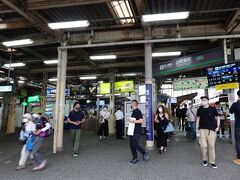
[116,120,123,139]
[235,128,240,159]
[130,132,145,159]
[98,120,109,137]
[156,129,167,148]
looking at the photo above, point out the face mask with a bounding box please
[158,108,163,113]
[75,107,80,111]
[22,118,29,123]
[202,101,208,106]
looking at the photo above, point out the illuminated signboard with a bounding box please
[207,63,240,86]
[114,81,134,93]
[99,83,111,95]
[27,95,40,103]
[0,85,12,92]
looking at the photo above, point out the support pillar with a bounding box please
[41,72,48,111]
[145,43,154,149]
[6,78,18,134]
[109,71,115,135]
[53,46,67,153]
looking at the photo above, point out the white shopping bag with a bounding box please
[127,122,135,136]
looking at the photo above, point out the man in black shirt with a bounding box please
[230,90,240,165]
[128,100,149,165]
[67,102,85,157]
[196,96,220,169]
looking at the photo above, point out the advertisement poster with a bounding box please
[99,83,111,95]
[173,77,208,91]
[114,81,134,93]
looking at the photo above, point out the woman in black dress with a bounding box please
[155,105,169,154]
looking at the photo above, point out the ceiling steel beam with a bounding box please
[27,0,112,10]
[226,9,240,32]
[0,0,61,41]
[0,20,30,29]
[16,61,144,74]
[0,3,13,13]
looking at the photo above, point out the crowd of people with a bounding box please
[16,90,240,172]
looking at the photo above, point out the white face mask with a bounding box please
[22,118,29,123]
[158,108,163,113]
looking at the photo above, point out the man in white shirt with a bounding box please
[115,108,124,139]
[186,103,198,140]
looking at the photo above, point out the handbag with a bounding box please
[164,122,175,133]
[26,134,36,151]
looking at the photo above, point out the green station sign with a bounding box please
[153,47,224,76]
[27,95,40,103]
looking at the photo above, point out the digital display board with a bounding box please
[99,83,111,95]
[207,63,240,86]
[114,81,134,93]
[0,85,12,92]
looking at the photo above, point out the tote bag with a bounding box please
[26,134,36,151]
[164,122,175,133]
[127,122,135,136]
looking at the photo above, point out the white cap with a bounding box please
[22,113,32,121]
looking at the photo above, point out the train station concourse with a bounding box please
[0,0,240,179]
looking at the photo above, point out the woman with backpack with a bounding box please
[154,105,170,154]
[17,113,36,170]
[31,107,51,171]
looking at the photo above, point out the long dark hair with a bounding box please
[156,105,166,115]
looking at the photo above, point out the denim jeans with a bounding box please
[235,128,240,159]
[189,122,196,139]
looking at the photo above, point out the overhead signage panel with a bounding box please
[173,77,208,91]
[0,85,12,92]
[153,47,224,76]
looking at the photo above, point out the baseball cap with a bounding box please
[22,113,32,122]
[200,96,209,101]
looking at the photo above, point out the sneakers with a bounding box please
[129,159,139,165]
[32,160,47,172]
[233,159,240,165]
[210,163,217,169]
[16,165,25,171]
[143,151,149,161]
[73,153,78,157]
[202,160,208,167]
[202,161,218,168]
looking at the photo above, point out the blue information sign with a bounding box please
[145,84,154,141]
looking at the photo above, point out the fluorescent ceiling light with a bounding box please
[80,76,97,80]
[152,51,181,57]
[0,70,5,73]
[44,60,58,64]
[2,39,33,47]
[96,95,103,97]
[18,80,24,84]
[117,73,137,77]
[90,55,117,60]
[142,12,189,22]
[111,1,135,24]
[48,20,90,29]
[3,63,25,68]
[49,78,57,82]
